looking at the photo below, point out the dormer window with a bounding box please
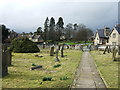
[113,33,116,38]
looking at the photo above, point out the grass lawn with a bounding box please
[90,50,119,88]
[2,48,82,88]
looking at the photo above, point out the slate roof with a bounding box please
[115,24,120,34]
[97,29,105,38]
[97,29,109,39]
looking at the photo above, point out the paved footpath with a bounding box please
[71,47,106,89]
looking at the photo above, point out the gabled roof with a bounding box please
[97,29,105,38]
[115,24,120,34]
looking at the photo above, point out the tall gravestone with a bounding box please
[118,46,120,55]
[50,46,54,56]
[54,49,60,62]
[61,44,64,57]
[112,47,117,61]
[6,50,12,66]
[2,51,8,77]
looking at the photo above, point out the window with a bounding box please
[113,33,116,38]
[112,42,116,45]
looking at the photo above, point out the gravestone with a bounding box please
[6,50,12,66]
[50,46,54,56]
[103,46,108,54]
[112,47,117,61]
[2,51,8,77]
[31,65,43,70]
[118,46,120,55]
[54,49,60,62]
[58,45,61,50]
[61,44,64,57]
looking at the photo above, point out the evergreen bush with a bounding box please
[9,37,40,53]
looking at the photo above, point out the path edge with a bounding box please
[89,53,108,88]
[69,51,83,89]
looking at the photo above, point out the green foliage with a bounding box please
[60,76,68,80]
[9,37,40,53]
[32,63,37,66]
[42,77,52,81]
[53,64,61,68]
[1,24,10,43]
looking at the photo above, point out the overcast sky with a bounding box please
[0,0,119,33]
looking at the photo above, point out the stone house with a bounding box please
[107,24,120,45]
[94,27,110,45]
[29,35,43,42]
[17,34,43,42]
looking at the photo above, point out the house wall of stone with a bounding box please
[107,29,119,45]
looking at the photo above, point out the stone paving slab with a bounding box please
[71,48,106,89]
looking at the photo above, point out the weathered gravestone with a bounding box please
[112,47,117,61]
[118,46,120,55]
[103,46,108,54]
[50,46,54,56]
[61,44,64,57]
[6,50,12,66]
[31,65,43,70]
[58,45,61,50]
[2,51,8,77]
[54,49,60,62]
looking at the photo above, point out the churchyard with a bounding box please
[1,40,120,89]
[2,47,82,88]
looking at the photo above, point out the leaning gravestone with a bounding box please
[50,46,54,56]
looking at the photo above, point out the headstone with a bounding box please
[2,52,8,77]
[61,44,64,57]
[58,45,61,50]
[31,65,42,70]
[66,45,69,49]
[6,50,12,66]
[112,47,117,61]
[50,46,54,56]
[54,49,60,62]
[118,46,120,55]
[103,46,108,54]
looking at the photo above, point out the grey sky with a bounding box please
[0,0,119,33]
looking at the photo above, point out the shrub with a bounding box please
[42,77,52,81]
[9,37,40,53]
[60,76,68,80]
[53,64,61,68]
